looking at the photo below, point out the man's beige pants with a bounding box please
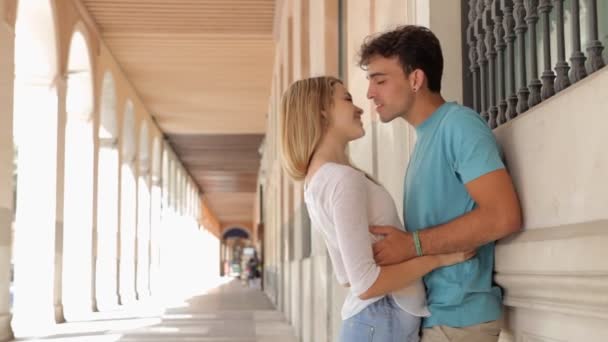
[421,320,501,342]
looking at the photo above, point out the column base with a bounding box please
[119,293,137,306]
[54,303,65,323]
[91,297,98,312]
[96,293,120,312]
[136,289,152,301]
[0,313,14,342]
[61,300,96,322]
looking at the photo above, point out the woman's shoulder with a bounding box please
[306,162,365,192]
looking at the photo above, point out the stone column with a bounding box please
[11,76,61,335]
[0,3,15,338]
[119,161,138,305]
[90,114,100,313]
[54,74,67,323]
[136,170,151,299]
[148,176,162,296]
[11,0,64,334]
[61,79,97,320]
[95,138,120,310]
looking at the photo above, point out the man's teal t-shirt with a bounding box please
[403,102,504,328]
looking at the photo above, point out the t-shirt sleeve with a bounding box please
[446,110,505,184]
[328,170,380,297]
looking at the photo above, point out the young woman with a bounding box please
[280,76,473,342]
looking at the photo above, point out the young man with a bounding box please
[358,25,522,342]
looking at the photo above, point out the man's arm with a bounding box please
[372,168,522,265]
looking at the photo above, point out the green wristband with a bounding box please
[413,230,423,257]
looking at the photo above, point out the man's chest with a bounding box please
[404,140,469,229]
[405,137,452,191]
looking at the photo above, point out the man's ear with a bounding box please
[411,69,428,92]
[410,69,421,91]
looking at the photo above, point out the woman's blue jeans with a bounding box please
[339,296,421,342]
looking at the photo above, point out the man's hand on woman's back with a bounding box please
[370,226,416,265]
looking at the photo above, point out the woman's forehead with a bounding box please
[333,83,347,94]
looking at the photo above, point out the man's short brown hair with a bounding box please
[358,25,444,93]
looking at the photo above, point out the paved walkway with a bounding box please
[14,278,297,342]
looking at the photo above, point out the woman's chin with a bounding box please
[349,129,366,141]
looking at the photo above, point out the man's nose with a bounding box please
[366,85,374,99]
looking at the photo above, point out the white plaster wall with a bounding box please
[494,68,608,229]
[291,0,309,80]
[0,4,13,212]
[345,0,375,175]
[309,0,329,76]
[500,305,608,342]
[0,3,14,339]
[290,260,302,338]
[301,258,312,342]
[292,194,305,260]
[312,255,330,342]
[282,261,291,321]
[330,277,348,342]
[428,0,463,105]
[492,68,608,341]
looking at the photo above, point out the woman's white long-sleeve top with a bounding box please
[304,163,430,320]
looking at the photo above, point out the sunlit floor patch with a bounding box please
[12,278,296,342]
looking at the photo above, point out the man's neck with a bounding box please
[406,92,446,127]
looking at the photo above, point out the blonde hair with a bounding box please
[280,76,342,181]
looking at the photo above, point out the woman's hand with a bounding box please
[436,250,476,267]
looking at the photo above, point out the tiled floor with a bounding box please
[14,278,297,342]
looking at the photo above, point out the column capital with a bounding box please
[151,175,162,186]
